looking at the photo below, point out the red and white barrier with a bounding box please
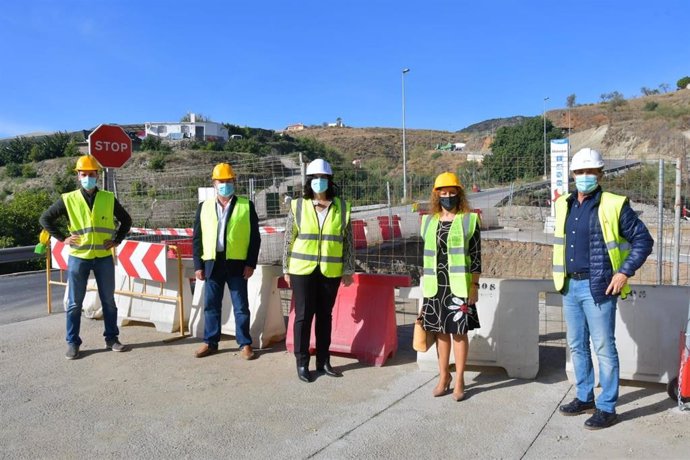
[116,241,167,283]
[50,237,70,270]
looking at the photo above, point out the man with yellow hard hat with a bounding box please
[192,163,261,360]
[40,155,132,360]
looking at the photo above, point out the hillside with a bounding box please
[2,89,690,198]
[287,89,690,176]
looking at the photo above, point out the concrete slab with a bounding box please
[0,313,688,459]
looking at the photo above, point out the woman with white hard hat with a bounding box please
[420,172,482,402]
[282,158,355,382]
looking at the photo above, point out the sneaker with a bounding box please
[195,343,218,358]
[105,339,128,352]
[559,398,596,416]
[65,343,80,360]
[240,345,256,360]
[584,409,618,430]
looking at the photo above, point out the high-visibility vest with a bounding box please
[200,196,250,261]
[62,190,115,259]
[421,212,478,298]
[553,192,631,298]
[287,197,351,278]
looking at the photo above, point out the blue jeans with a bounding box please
[203,262,252,348]
[66,255,119,345]
[562,278,619,413]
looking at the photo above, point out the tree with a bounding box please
[677,76,690,90]
[659,83,670,93]
[180,112,210,122]
[0,136,34,166]
[641,86,659,96]
[566,94,576,108]
[484,116,564,182]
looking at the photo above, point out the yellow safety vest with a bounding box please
[553,192,631,298]
[200,196,250,261]
[421,213,478,298]
[287,197,351,278]
[62,189,115,259]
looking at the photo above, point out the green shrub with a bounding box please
[5,162,22,177]
[21,163,37,178]
[643,101,658,111]
[149,153,166,171]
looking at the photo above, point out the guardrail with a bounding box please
[0,246,43,264]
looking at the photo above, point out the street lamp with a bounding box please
[402,68,410,202]
[543,96,550,179]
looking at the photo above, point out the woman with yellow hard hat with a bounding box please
[420,172,482,401]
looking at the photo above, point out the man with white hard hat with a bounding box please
[552,148,653,429]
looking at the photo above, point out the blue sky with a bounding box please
[1,0,688,138]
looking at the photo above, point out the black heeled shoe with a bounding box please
[297,366,312,383]
[316,361,343,377]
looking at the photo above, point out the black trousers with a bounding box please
[291,267,342,367]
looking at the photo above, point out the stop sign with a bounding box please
[88,124,132,168]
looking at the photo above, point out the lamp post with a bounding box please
[543,96,550,179]
[402,68,410,202]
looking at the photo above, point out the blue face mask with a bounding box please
[575,174,598,194]
[80,176,97,190]
[217,183,234,197]
[311,178,328,194]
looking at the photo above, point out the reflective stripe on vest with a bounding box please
[552,192,631,299]
[200,197,250,261]
[62,190,115,259]
[421,212,478,298]
[287,197,351,277]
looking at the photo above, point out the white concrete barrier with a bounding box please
[62,276,103,319]
[565,284,690,385]
[404,278,547,379]
[115,258,194,333]
[363,217,383,246]
[189,264,286,349]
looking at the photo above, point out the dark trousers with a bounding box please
[291,267,342,367]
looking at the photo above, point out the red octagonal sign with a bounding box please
[88,124,132,168]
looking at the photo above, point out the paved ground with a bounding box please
[1,313,689,459]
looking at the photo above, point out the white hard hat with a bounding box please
[570,148,605,171]
[306,158,333,175]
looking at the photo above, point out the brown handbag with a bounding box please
[413,317,436,352]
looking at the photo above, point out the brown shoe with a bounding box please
[195,343,217,358]
[240,345,256,360]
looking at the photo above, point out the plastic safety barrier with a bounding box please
[189,265,286,349]
[377,215,402,240]
[282,273,411,366]
[407,278,545,379]
[351,220,368,249]
[564,284,690,385]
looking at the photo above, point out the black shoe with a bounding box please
[297,366,312,383]
[584,409,618,430]
[316,361,343,377]
[559,398,595,416]
[65,343,80,360]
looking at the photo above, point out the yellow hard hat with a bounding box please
[212,163,236,180]
[434,172,462,190]
[74,155,101,171]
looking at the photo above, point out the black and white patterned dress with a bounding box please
[422,219,481,335]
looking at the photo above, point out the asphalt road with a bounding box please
[0,271,65,325]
